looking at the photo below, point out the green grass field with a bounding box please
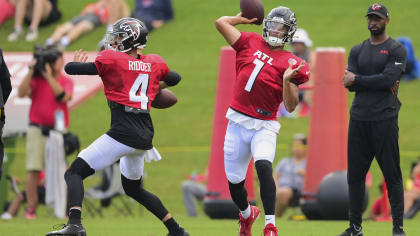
[1,0,420,235]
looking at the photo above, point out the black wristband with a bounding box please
[55,91,66,101]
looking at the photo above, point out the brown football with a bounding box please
[240,0,265,25]
[151,88,178,109]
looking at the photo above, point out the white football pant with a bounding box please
[78,134,146,180]
[224,121,277,184]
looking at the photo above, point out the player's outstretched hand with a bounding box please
[283,60,305,82]
[234,13,258,25]
[73,49,88,63]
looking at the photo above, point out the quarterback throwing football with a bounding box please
[215,6,310,236]
[45,18,188,236]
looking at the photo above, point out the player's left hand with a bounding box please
[73,49,88,63]
[283,60,305,82]
[343,70,356,87]
[390,80,400,95]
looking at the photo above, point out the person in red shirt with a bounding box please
[45,18,187,236]
[215,6,309,236]
[17,45,73,220]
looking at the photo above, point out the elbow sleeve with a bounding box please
[164,70,181,86]
[65,62,98,75]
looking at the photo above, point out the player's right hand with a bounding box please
[73,49,88,63]
[234,13,258,25]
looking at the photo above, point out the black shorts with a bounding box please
[22,186,46,204]
[71,13,101,28]
[24,0,61,27]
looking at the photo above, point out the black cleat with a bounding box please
[46,224,86,236]
[393,226,406,236]
[337,225,363,236]
[166,227,189,236]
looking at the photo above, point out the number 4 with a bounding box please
[129,74,149,110]
[244,58,265,92]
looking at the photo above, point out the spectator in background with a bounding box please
[273,134,306,217]
[132,0,173,32]
[404,157,420,215]
[0,0,15,26]
[0,48,13,180]
[397,37,420,81]
[17,45,73,219]
[1,171,46,220]
[8,0,61,42]
[45,0,111,49]
[292,28,315,115]
[181,169,207,217]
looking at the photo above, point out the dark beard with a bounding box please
[369,26,385,36]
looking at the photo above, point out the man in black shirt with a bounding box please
[338,4,407,236]
[0,48,12,180]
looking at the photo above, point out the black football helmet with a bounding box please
[262,7,297,47]
[105,17,148,52]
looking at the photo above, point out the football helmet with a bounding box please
[262,7,297,47]
[105,17,148,52]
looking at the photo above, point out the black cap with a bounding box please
[366,3,389,19]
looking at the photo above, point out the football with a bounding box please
[151,88,178,109]
[240,0,265,25]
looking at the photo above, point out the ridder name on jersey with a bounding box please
[129,61,152,72]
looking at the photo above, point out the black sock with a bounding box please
[68,208,81,225]
[228,180,249,211]
[164,218,181,233]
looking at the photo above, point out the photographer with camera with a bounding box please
[17,45,73,219]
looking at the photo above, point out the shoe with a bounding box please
[1,212,12,220]
[263,223,278,236]
[45,224,86,236]
[26,29,38,42]
[8,29,23,42]
[393,226,406,236]
[238,205,261,236]
[25,210,37,220]
[166,227,189,236]
[337,225,363,236]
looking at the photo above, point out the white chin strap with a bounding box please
[267,36,284,47]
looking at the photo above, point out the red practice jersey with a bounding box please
[230,32,310,120]
[94,49,169,111]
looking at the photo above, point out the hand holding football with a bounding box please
[240,0,265,25]
[151,88,178,109]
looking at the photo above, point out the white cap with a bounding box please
[292,28,313,47]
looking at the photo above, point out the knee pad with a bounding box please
[226,172,245,184]
[64,157,95,181]
[121,174,143,197]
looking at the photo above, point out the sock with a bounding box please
[265,215,275,226]
[240,205,251,219]
[14,26,22,33]
[68,208,81,225]
[164,218,181,233]
[60,36,70,46]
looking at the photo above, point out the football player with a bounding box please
[215,7,310,236]
[45,17,188,236]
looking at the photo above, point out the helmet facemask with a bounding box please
[263,17,296,47]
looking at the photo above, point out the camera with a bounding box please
[33,45,62,76]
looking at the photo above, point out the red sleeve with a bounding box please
[231,32,253,52]
[147,54,170,81]
[292,60,310,85]
[94,50,115,76]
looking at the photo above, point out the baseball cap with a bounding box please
[366,3,389,19]
[292,28,313,47]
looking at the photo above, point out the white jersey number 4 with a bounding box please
[129,73,149,110]
[245,58,265,92]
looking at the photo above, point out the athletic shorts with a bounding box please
[26,125,47,171]
[71,13,101,28]
[24,0,61,27]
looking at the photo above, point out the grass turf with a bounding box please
[1,0,420,235]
